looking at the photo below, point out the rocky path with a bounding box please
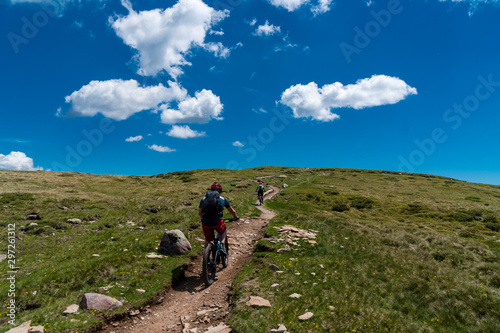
[100,186,280,333]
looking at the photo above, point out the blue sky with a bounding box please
[1,0,500,184]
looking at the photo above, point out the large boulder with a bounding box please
[158,230,192,255]
[80,293,122,310]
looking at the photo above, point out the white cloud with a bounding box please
[233,141,244,147]
[312,0,333,15]
[254,21,281,37]
[0,151,42,171]
[268,0,309,11]
[280,75,417,122]
[209,30,224,36]
[248,18,257,26]
[125,135,143,142]
[148,144,176,153]
[111,0,229,78]
[268,0,335,14]
[167,125,206,139]
[160,89,223,124]
[63,79,187,121]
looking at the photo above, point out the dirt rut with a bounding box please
[100,186,280,333]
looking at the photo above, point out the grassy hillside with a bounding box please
[1,167,499,332]
[0,168,272,332]
[230,169,500,333]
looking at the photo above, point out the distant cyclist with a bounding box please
[256,182,265,205]
[199,183,238,253]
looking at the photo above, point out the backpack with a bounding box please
[258,185,264,192]
[201,191,223,219]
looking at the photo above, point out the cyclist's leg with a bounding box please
[215,219,227,254]
[202,223,215,248]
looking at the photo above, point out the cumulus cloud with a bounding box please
[148,144,176,153]
[312,0,333,15]
[0,151,42,171]
[268,0,309,11]
[125,135,143,142]
[254,21,281,37]
[63,79,187,121]
[167,125,206,139]
[111,0,229,78]
[280,75,417,121]
[268,0,334,14]
[160,89,223,124]
[232,141,244,147]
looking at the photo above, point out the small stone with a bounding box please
[277,324,287,333]
[28,326,44,333]
[63,304,80,315]
[277,248,290,254]
[298,312,314,321]
[80,293,123,310]
[146,253,164,259]
[129,310,140,316]
[246,296,271,308]
[328,306,335,311]
[0,254,7,262]
[123,249,128,252]
[271,284,280,288]
[289,293,302,299]
[136,289,146,294]
[294,273,301,276]
[92,254,100,257]
[311,272,316,276]
[67,218,82,224]
[319,264,324,269]
[269,264,280,271]
[29,222,38,227]
[276,271,284,274]
[126,221,136,226]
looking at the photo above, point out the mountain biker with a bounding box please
[199,182,238,254]
[256,182,265,200]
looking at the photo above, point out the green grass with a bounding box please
[230,169,500,333]
[0,168,284,332]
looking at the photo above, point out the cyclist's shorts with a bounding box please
[202,219,226,242]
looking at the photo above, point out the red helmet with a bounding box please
[211,182,222,192]
[259,182,263,184]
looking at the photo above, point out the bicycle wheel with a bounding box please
[202,243,216,287]
[222,237,229,268]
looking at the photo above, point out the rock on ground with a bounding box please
[204,323,232,333]
[158,230,192,255]
[6,321,31,333]
[246,296,271,308]
[28,326,44,333]
[298,312,314,321]
[63,304,79,315]
[80,293,123,310]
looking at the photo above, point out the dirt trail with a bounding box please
[100,186,280,333]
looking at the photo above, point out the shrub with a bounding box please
[348,195,375,209]
[432,252,446,261]
[485,224,500,232]
[331,198,350,212]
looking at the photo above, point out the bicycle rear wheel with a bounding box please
[202,243,216,287]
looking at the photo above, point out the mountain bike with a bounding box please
[258,192,264,206]
[201,218,235,287]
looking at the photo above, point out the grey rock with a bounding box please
[269,264,280,271]
[80,293,123,310]
[0,254,7,262]
[29,222,38,227]
[158,230,192,255]
[26,213,41,221]
[289,293,302,299]
[277,324,287,333]
[28,326,44,333]
[67,218,82,224]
